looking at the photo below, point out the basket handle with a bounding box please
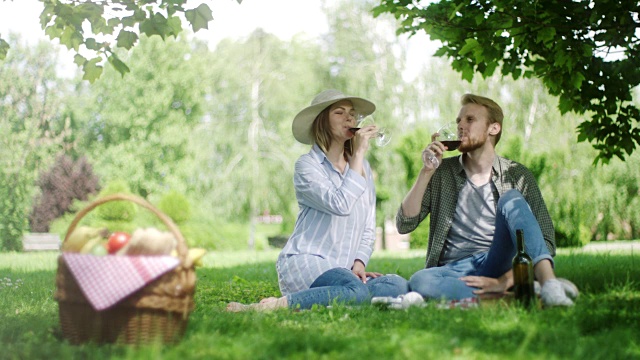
[64,193,191,267]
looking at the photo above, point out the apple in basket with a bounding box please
[106,232,131,254]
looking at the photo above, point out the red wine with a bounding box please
[512,229,535,308]
[441,140,462,151]
[348,127,360,134]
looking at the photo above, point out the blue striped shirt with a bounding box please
[276,144,376,295]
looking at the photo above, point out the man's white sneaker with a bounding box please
[540,279,574,307]
[557,278,579,300]
[535,278,579,300]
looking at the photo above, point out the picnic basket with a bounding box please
[54,193,196,345]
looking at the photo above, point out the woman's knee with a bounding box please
[386,274,409,294]
[368,274,409,297]
[348,281,370,303]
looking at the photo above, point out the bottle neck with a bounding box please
[516,229,525,253]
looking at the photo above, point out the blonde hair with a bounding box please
[311,105,352,159]
[461,93,504,145]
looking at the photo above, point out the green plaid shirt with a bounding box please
[396,155,555,269]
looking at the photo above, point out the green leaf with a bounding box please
[85,38,99,50]
[116,30,138,50]
[107,17,121,29]
[133,9,147,21]
[449,3,464,21]
[77,2,104,33]
[577,131,587,142]
[461,66,474,82]
[90,17,112,36]
[558,98,574,114]
[571,72,586,89]
[167,16,183,37]
[536,27,556,47]
[108,54,131,77]
[185,3,213,32]
[512,68,522,80]
[459,38,479,56]
[59,26,83,51]
[122,15,137,28]
[44,25,62,40]
[76,2,103,18]
[553,52,568,68]
[39,3,55,29]
[433,47,448,57]
[82,57,103,83]
[140,13,171,39]
[55,3,75,24]
[483,61,498,77]
[0,38,8,60]
[73,54,87,66]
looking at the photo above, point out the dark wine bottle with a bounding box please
[512,229,535,308]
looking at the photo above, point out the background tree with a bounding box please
[374,0,640,163]
[0,34,71,249]
[321,0,416,240]
[191,29,327,248]
[72,35,210,198]
[29,155,100,232]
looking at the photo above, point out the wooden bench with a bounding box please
[22,233,61,252]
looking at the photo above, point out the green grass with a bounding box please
[1,247,639,360]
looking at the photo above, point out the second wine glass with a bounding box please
[349,114,391,147]
[423,122,461,168]
[437,122,461,151]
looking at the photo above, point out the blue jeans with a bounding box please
[287,267,409,310]
[409,189,553,300]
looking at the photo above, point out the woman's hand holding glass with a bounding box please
[350,114,392,147]
[350,122,377,153]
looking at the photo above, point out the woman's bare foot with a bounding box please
[226,302,250,312]
[226,297,288,312]
[259,297,279,304]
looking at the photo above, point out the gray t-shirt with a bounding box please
[439,179,497,265]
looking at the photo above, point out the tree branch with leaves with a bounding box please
[374,0,640,163]
[0,0,240,83]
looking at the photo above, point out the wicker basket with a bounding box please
[54,193,196,345]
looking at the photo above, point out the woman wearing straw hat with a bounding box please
[227,89,409,311]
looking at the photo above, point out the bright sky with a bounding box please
[0,0,434,79]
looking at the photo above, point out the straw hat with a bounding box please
[292,89,376,144]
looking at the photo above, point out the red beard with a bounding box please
[458,133,489,153]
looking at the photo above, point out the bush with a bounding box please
[408,220,430,250]
[0,171,29,251]
[29,155,100,232]
[158,190,191,224]
[168,220,253,250]
[95,180,137,222]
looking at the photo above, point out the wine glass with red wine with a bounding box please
[437,122,461,151]
[423,122,461,168]
[348,114,391,147]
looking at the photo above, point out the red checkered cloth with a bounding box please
[62,253,180,311]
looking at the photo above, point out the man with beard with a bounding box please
[396,94,577,307]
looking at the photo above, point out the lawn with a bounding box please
[1,246,639,360]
